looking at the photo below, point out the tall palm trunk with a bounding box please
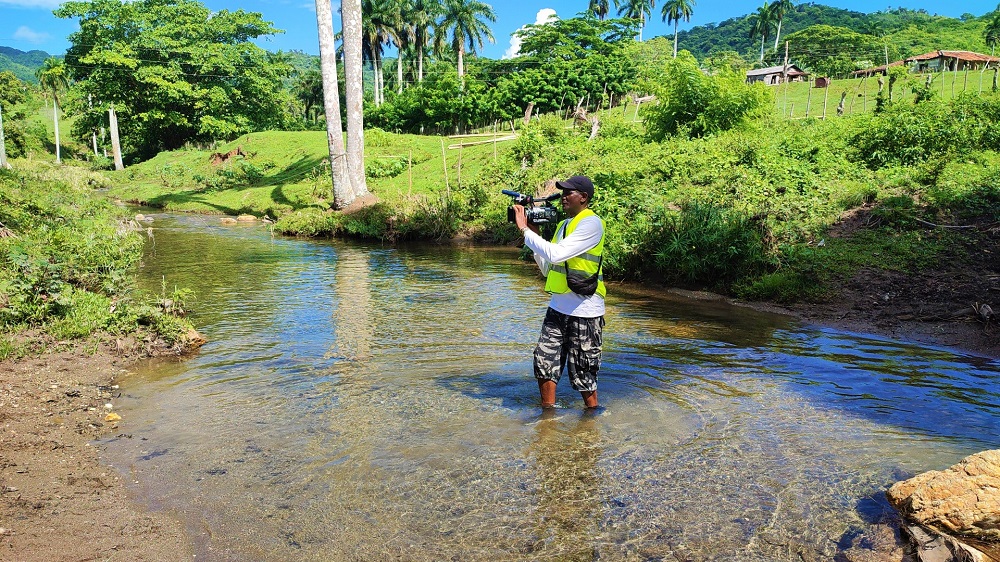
[53,99,61,164]
[773,19,783,51]
[342,0,370,198]
[397,53,403,94]
[376,55,384,106]
[457,44,465,79]
[673,20,679,57]
[418,48,424,82]
[760,33,766,62]
[315,0,352,208]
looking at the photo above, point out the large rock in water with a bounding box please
[887,450,1000,542]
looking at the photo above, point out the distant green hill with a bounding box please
[0,47,54,83]
[664,5,993,66]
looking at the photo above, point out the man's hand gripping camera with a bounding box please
[503,190,560,225]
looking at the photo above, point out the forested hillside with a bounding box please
[0,47,51,83]
[668,5,991,66]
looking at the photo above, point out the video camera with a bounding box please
[503,190,560,225]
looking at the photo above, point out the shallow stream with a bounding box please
[102,213,1000,561]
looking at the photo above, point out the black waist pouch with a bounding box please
[566,255,603,296]
[567,271,600,296]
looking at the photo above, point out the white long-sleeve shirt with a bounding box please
[522,214,605,318]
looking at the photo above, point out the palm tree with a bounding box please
[344,0,371,199]
[436,0,496,79]
[770,0,794,51]
[362,0,393,106]
[617,0,654,41]
[588,0,611,20]
[35,57,68,164]
[315,0,352,208]
[382,0,411,95]
[410,0,441,82]
[748,2,774,63]
[661,0,695,58]
[985,7,1000,54]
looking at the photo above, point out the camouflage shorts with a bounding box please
[533,307,605,392]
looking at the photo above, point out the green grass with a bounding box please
[109,129,507,218]
[771,69,996,119]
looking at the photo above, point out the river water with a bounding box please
[101,213,1000,561]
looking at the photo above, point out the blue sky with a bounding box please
[2,0,996,59]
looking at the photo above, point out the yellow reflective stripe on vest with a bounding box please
[544,208,606,298]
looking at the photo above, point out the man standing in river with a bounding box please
[513,175,606,410]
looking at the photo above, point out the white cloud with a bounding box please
[0,0,62,8]
[503,8,558,59]
[13,26,50,44]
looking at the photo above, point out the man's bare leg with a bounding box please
[538,379,557,407]
[581,390,598,409]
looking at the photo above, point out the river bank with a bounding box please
[0,335,193,561]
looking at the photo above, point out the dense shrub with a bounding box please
[0,164,192,345]
[643,51,773,140]
[850,93,1000,169]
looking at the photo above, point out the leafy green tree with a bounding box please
[703,50,750,75]
[661,0,695,58]
[644,51,771,139]
[0,71,26,107]
[513,15,638,62]
[769,0,794,51]
[436,0,496,79]
[35,57,68,163]
[56,0,292,163]
[784,25,877,77]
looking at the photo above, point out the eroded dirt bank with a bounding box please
[0,338,192,562]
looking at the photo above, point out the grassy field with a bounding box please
[107,128,512,217]
[770,68,997,119]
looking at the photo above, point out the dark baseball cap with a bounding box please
[556,175,594,198]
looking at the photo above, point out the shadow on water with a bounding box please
[105,212,1000,562]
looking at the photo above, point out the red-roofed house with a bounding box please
[904,50,999,72]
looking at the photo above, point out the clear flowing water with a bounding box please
[102,213,1000,561]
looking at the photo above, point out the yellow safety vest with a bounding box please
[544,208,606,298]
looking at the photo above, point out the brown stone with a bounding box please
[888,450,1000,543]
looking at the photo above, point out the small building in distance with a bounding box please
[746,64,809,85]
[853,51,999,78]
[905,50,999,72]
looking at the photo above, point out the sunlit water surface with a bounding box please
[101,213,1000,561]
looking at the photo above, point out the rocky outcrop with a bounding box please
[888,450,1000,562]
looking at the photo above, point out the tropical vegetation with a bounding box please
[0,162,195,358]
[4,0,1000,351]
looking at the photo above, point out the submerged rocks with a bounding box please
[888,450,1000,561]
